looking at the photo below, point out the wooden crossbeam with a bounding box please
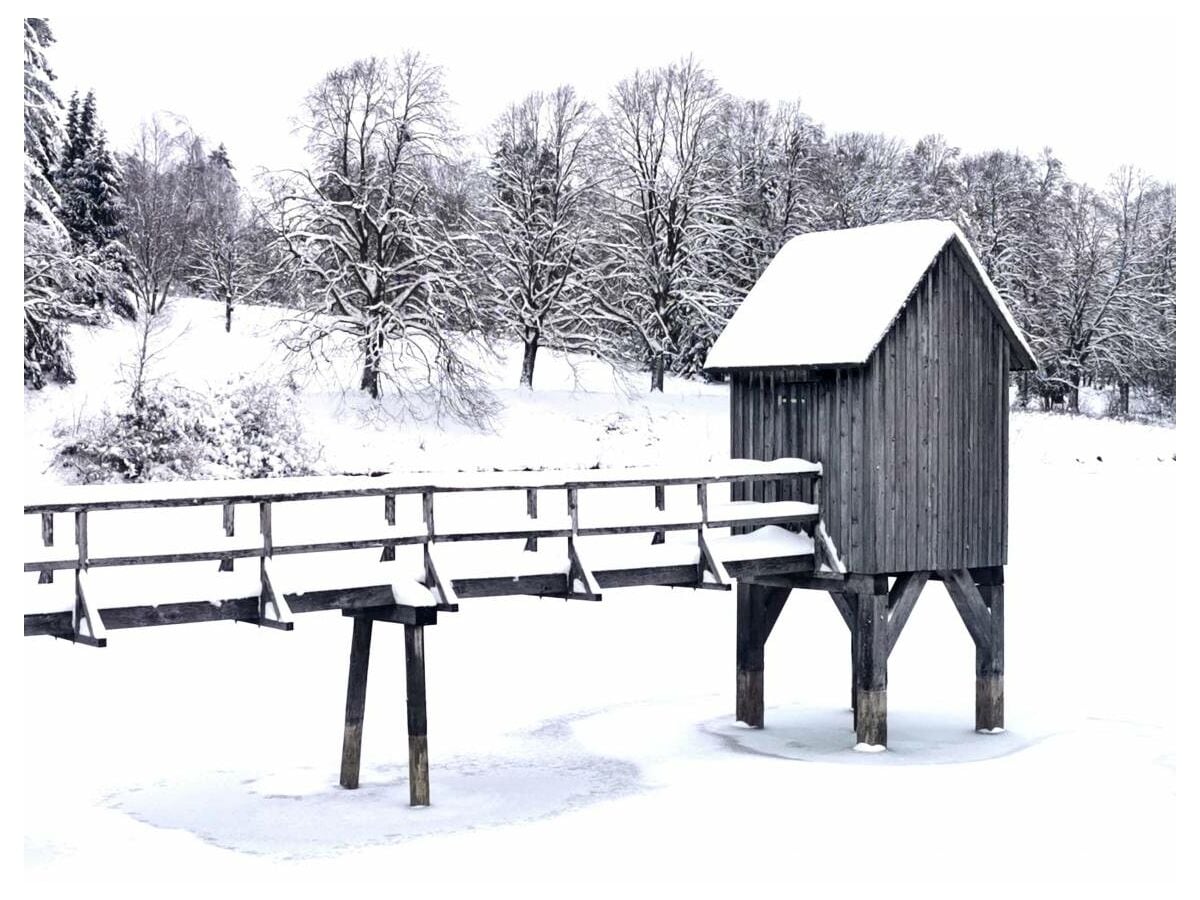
[886,571,929,656]
[939,568,990,648]
[72,568,106,647]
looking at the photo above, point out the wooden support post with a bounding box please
[339,616,374,789]
[851,574,889,747]
[976,581,1004,732]
[381,493,396,562]
[422,490,435,589]
[941,567,1004,731]
[39,512,53,584]
[735,582,790,727]
[525,488,538,552]
[218,502,235,572]
[651,484,666,545]
[405,623,430,807]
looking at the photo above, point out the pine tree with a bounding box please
[24,17,80,387]
[56,89,134,317]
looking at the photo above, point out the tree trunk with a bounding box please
[650,351,665,392]
[361,333,383,400]
[1119,381,1130,416]
[1018,372,1030,408]
[1069,377,1080,414]
[519,333,538,388]
[225,293,233,333]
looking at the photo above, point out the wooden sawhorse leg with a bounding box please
[404,623,430,806]
[340,616,374,789]
[339,609,436,806]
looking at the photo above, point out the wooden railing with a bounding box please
[24,458,824,646]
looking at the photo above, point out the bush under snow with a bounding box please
[56,376,320,483]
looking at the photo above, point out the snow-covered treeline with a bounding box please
[23,18,1176,419]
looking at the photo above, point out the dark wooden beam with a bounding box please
[939,569,990,647]
[735,582,790,727]
[886,571,929,656]
[851,575,888,747]
[405,624,430,807]
[976,582,1004,732]
[339,617,373,789]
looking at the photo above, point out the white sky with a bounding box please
[42,1,1180,189]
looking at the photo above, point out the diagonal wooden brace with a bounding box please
[72,568,107,648]
[697,526,731,591]
[567,540,602,601]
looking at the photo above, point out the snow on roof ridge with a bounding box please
[704,219,1036,371]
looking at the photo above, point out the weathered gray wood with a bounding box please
[339,616,373,789]
[404,624,430,806]
[380,494,396,561]
[886,570,929,656]
[40,513,54,584]
[976,582,1004,732]
[651,485,666,545]
[735,583,790,727]
[218,502,236,572]
[72,569,106,647]
[940,568,990,648]
[524,488,538,552]
[828,590,854,631]
[567,541,603,600]
[852,575,888,746]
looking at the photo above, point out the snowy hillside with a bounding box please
[22,297,1178,885]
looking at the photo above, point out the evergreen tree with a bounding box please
[24,17,81,387]
[55,89,134,317]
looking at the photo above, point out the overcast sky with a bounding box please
[45,1,1178,189]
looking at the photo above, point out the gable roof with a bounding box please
[704,219,1037,372]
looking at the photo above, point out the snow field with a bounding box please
[21,296,1178,885]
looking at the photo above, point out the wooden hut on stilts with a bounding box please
[704,218,1037,747]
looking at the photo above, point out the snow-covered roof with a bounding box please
[704,219,1037,372]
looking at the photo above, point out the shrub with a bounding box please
[57,378,320,483]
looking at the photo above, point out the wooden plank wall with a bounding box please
[728,243,1011,574]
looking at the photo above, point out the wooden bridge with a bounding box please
[24,458,837,805]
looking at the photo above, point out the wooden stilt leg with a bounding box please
[976,582,1004,732]
[405,623,430,806]
[736,583,765,726]
[852,575,888,747]
[340,616,374,789]
[735,583,790,727]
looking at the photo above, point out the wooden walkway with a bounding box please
[24,459,827,805]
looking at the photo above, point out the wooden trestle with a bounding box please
[23,458,1005,804]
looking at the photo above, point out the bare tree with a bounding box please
[121,115,205,314]
[188,149,288,332]
[272,54,493,421]
[719,97,824,293]
[472,86,607,387]
[596,56,739,391]
[814,131,909,228]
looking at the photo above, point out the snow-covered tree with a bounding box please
[472,86,607,387]
[188,147,287,331]
[121,116,208,314]
[56,89,134,317]
[719,98,824,294]
[813,131,909,229]
[273,54,493,420]
[23,17,93,388]
[597,56,740,390]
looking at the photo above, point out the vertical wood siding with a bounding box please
[728,242,1010,573]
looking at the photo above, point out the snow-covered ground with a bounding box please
[22,298,1178,886]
